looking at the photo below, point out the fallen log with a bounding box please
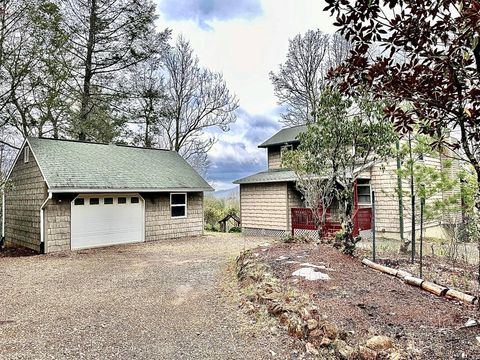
[361,259,398,277]
[445,289,477,304]
[396,270,413,280]
[404,276,424,288]
[361,258,475,305]
[421,281,448,297]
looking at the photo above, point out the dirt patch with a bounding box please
[249,242,480,359]
[0,246,37,258]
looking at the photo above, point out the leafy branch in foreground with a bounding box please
[283,89,396,254]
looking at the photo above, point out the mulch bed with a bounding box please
[257,242,480,359]
[0,246,38,258]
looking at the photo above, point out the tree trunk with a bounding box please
[79,0,97,141]
[339,186,359,255]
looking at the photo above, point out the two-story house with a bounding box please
[234,125,461,241]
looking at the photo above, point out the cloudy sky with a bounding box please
[155,0,337,190]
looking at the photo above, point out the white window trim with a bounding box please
[24,147,30,163]
[357,182,372,206]
[170,192,187,219]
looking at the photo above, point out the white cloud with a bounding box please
[155,0,336,189]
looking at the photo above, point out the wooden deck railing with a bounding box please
[292,207,372,238]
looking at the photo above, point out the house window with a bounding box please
[357,179,371,205]
[170,193,187,218]
[131,197,139,204]
[74,198,85,206]
[24,147,30,163]
[118,197,127,204]
[104,198,113,205]
[89,198,100,205]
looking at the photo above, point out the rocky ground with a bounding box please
[235,240,480,359]
[0,234,293,359]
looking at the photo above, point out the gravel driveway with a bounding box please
[0,234,289,359]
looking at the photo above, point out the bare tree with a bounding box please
[158,36,238,173]
[270,30,352,126]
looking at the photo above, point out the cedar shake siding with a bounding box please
[3,138,211,253]
[240,182,289,235]
[44,194,73,253]
[370,154,457,240]
[4,145,47,251]
[144,192,204,241]
[41,192,204,252]
[268,147,282,169]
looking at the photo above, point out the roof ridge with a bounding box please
[29,136,171,152]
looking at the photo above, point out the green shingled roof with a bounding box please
[233,169,297,185]
[258,125,307,148]
[27,137,213,192]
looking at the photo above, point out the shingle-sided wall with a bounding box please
[4,145,47,251]
[144,192,204,241]
[44,195,73,253]
[268,147,282,169]
[240,182,288,234]
[371,153,460,240]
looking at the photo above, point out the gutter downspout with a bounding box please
[40,192,52,254]
[1,191,5,247]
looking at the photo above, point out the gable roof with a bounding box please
[258,125,307,148]
[26,137,213,193]
[233,169,298,185]
[218,214,241,224]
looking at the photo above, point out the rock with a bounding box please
[292,267,330,281]
[357,346,377,360]
[305,342,319,355]
[307,319,318,330]
[279,313,290,325]
[309,329,322,338]
[366,335,394,351]
[388,351,405,360]
[322,322,338,340]
[267,302,283,316]
[334,340,355,360]
[300,307,311,320]
[288,318,304,339]
[319,337,332,347]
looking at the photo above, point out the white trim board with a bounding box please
[50,188,211,193]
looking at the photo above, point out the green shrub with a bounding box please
[228,226,241,233]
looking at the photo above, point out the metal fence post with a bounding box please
[420,192,425,278]
[372,191,376,263]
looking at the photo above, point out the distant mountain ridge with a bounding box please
[211,186,240,200]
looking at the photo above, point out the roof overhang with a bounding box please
[258,140,300,149]
[50,187,214,193]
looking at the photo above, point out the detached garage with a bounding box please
[3,137,212,253]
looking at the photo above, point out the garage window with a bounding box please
[118,197,127,204]
[171,193,187,218]
[89,198,100,205]
[104,198,113,205]
[74,198,84,206]
[131,197,139,204]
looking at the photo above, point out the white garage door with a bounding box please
[71,195,144,250]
